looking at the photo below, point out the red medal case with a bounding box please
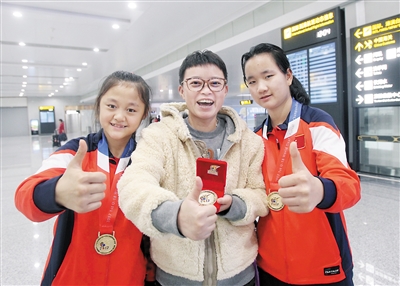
[196,158,227,212]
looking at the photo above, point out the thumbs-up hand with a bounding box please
[277,141,323,213]
[55,139,107,213]
[177,176,218,241]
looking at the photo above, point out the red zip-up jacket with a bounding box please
[15,131,146,285]
[255,104,361,284]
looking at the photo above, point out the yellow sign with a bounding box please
[353,16,399,52]
[283,12,335,39]
[353,17,400,39]
[240,100,253,105]
[39,106,54,111]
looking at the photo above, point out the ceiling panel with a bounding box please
[1,1,267,101]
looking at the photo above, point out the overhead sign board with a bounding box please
[282,8,338,51]
[350,15,400,107]
[281,7,349,147]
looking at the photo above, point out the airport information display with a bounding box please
[282,7,344,105]
[350,15,400,107]
[282,7,347,145]
[287,42,337,104]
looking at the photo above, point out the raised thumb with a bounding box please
[290,141,305,173]
[68,139,88,169]
[188,176,204,202]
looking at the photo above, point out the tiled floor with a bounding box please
[1,134,399,285]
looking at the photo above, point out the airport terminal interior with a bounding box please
[1,1,399,285]
[2,135,399,285]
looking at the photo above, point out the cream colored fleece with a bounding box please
[118,102,268,281]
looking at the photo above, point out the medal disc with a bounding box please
[267,192,284,211]
[198,190,217,206]
[95,233,117,255]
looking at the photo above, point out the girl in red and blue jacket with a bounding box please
[15,71,153,285]
[241,43,361,285]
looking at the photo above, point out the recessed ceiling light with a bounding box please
[22,66,28,69]
[22,59,28,63]
[77,68,82,72]
[63,83,67,85]
[128,2,137,9]
[21,89,25,92]
[60,85,64,88]
[48,94,53,97]
[82,62,87,66]
[22,75,27,78]
[22,82,27,84]
[13,11,22,17]
[19,42,26,46]
[22,85,26,87]
[93,48,99,52]
[112,24,120,29]
[55,90,59,92]
[19,93,24,96]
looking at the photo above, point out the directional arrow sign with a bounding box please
[355,55,363,65]
[354,28,363,39]
[356,82,364,91]
[355,68,363,78]
[356,95,364,104]
[355,42,363,52]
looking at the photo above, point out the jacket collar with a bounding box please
[160,102,245,144]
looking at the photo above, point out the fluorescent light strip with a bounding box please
[3,3,131,23]
[1,41,108,52]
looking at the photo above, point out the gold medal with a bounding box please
[95,232,117,255]
[199,190,217,206]
[267,192,284,211]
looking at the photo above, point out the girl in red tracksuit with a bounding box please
[15,71,154,285]
[241,43,361,285]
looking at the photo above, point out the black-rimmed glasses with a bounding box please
[181,77,227,92]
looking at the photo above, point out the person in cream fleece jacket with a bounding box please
[118,50,268,286]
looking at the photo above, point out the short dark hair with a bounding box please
[241,43,310,105]
[94,71,152,122]
[179,50,228,84]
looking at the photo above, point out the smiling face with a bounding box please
[99,83,145,153]
[178,64,228,132]
[244,53,293,119]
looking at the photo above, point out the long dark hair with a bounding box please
[241,43,310,105]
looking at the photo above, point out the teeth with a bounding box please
[198,99,213,104]
[111,123,125,128]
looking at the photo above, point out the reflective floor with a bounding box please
[1,135,399,286]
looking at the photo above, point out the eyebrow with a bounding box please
[105,98,140,107]
[187,76,225,80]
[246,69,274,80]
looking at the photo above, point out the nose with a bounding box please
[256,80,268,93]
[113,109,125,121]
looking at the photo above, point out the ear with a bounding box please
[178,85,185,100]
[286,68,293,86]
[223,84,228,98]
[141,110,149,121]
